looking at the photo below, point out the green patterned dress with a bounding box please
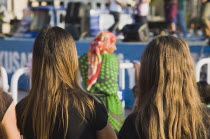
[79,53,124,133]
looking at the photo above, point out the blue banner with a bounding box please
[0,39,210,107]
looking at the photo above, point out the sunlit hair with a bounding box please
[197,81,210,105]
[21,27,95,139]
[0,68,6,137]
[135,35,210,139]
[0,69,5,122]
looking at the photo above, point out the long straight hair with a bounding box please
[21,27,95,139]
[135,36,209,139]
[0,69,5,122]
[0,70,7,138]
[0,90,4,122]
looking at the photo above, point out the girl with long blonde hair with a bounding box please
[118,35,210,139]
[16,27,117,139]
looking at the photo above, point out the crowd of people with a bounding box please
[0,26,210,138]
[107,0,210,44]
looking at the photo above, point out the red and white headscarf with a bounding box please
[87,31,116,90]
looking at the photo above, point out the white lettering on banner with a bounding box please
[0,51,32,74]
[0,52,3,63]
[13,52,20,70]
[20,53,27,68]
[4,52,11,73]
[9,52,14,73]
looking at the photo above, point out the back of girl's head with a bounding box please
[136,35,208,139]
[197,81,210,105]
[32,26,79,89]
[138,35,195,101]
[22,27,95,139]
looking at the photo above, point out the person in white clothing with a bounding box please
[135,0,150,25]
[108,0,125,34]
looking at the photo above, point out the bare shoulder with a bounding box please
[96,122,117,139]
[2,102,21,139]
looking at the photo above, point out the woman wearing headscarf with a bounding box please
[79,31,124,133]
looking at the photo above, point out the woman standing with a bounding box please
[135,0,151,25]
[118,36,210,139]
[79,31,124,133]
[16,27,117,139]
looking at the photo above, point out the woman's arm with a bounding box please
[115,0,125,7]
[96,122,117,139]
[2,102,21,139]
[201,0,207,3]
[133,62,140,85]
[142,0,151,3]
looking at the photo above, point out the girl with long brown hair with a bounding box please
[16,27,117,139]
[118,35,210,139]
